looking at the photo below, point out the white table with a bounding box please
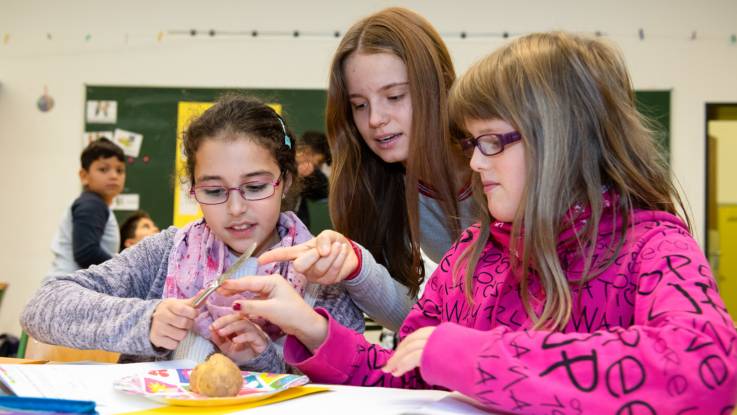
[244,384,450,415]
[0,361,492,415]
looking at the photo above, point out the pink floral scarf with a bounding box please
[163,211,312,340]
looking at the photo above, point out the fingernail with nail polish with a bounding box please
[232,303,241,311]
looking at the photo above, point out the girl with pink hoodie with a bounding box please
[220,32,737,413]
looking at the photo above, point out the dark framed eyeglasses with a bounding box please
[190,173,283,205]
[459,131,522,157]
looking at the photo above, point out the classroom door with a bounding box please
[708,120,737,322]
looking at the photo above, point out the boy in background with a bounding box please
[49,137,126,274]
[119,210,159,251]
[295,131,331,228]
[298,130,331,178]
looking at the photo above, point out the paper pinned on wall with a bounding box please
[112,194,139,211]
[86,100,117,124]
[82,131,114,147]
[113,128,143,158]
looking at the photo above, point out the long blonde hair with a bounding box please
[327,7,466,295]
[449,32,689,330]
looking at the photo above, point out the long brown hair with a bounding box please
[449,32,690,329]
[327,7,465,295]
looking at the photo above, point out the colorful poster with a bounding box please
[113,128,143,158]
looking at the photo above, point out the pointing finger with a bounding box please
[258,245,310,265]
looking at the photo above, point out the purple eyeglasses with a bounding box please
[459,131,522,157]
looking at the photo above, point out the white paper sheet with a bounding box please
[0,360,195,415]
[112,193,140,211]
[86,100,118,124]
[113,128,143,158]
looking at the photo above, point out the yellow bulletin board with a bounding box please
[173,102,282,227]
[717,205,737,322]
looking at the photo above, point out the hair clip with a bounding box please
[277,117,292,149]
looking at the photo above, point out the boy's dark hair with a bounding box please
[81,137,125,170]
[300,131,332,166]
[119,210,151,251]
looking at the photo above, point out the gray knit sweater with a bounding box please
[20,227,366,373]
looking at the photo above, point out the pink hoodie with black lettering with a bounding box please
[285,201,737,414]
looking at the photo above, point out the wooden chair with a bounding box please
[21,332,119,363]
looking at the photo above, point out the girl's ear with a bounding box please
[282,172,293,195]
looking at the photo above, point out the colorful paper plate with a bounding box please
[114,368,309,407]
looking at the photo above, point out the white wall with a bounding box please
[1,0,736,336]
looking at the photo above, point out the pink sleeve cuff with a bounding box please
[284,307,365,384]
[420,322,492,391]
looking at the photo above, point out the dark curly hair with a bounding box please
[182,94,297,187]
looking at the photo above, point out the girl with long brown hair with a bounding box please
[261,7,474,331]
[223,32,736,413]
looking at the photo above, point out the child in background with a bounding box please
[221,33,737,413]
[119,210,159,250]
[21,95,363,373]
[295,131,330,228]
[298,130,331,178]
[50,137,125,274]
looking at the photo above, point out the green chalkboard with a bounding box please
[84,87,669,231]
[84,86,327,229]
[635,90,671,160]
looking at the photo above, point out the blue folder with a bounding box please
[0,396,96,414]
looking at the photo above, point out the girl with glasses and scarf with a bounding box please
[21,95,363,372]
